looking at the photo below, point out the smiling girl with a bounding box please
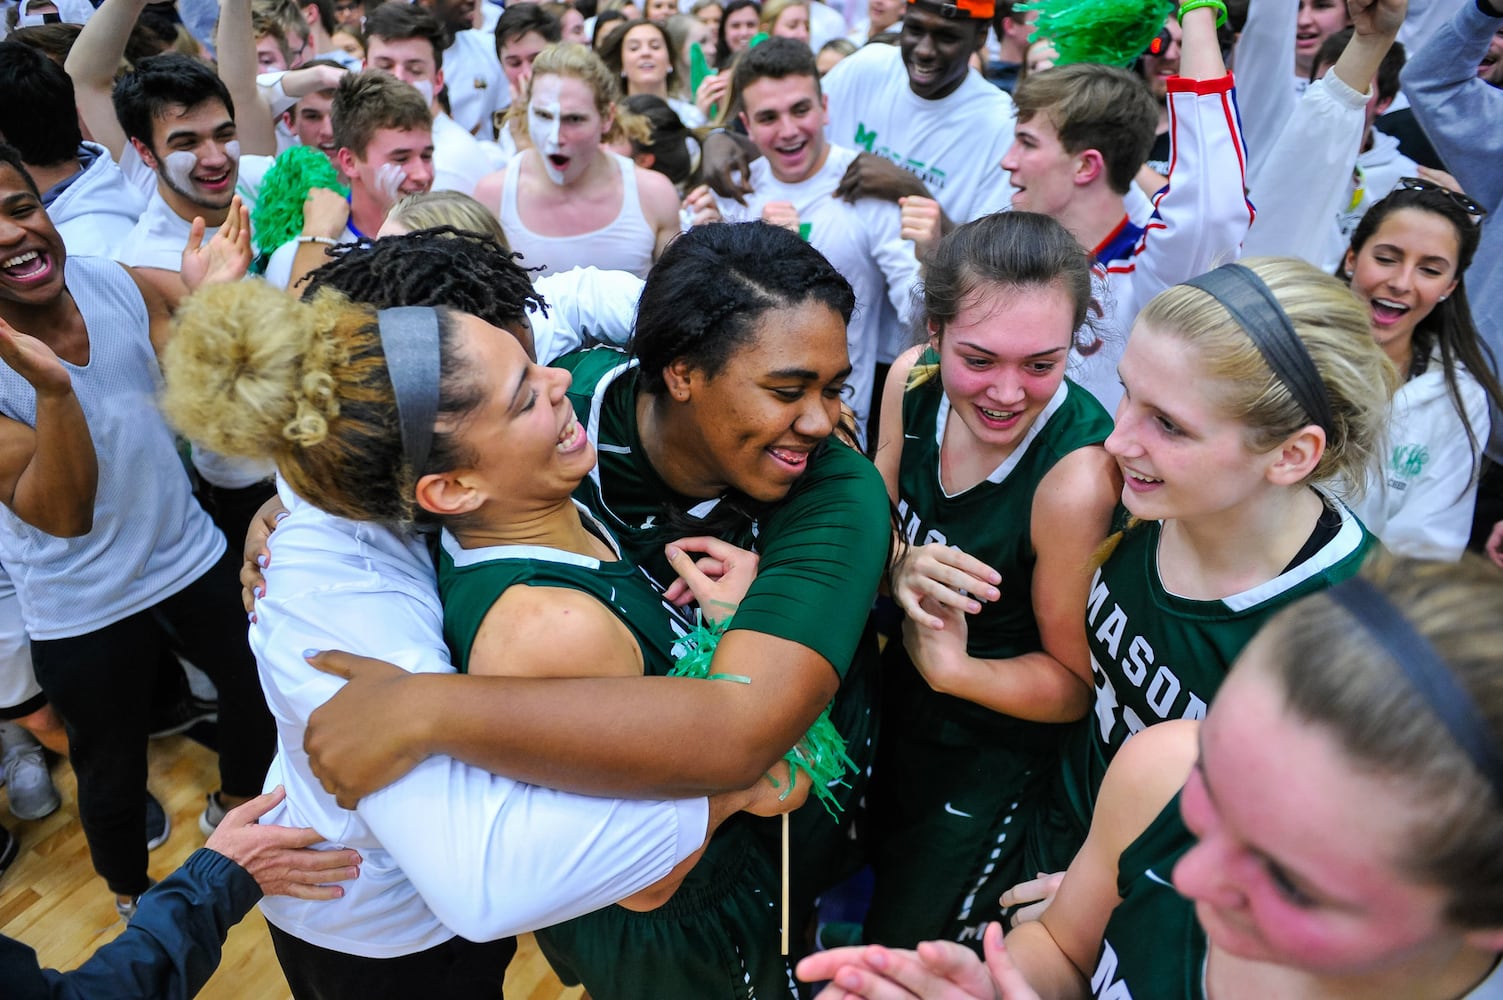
[1008,257,1394,890]
[862,213,1119,948]
[297,223,892,997]
[474,42,682,279]
[802,553,1503,1000]
[601,18,709,125]
[1343,179,1503,560]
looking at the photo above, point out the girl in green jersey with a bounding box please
[863,213,1120,947]
[799,553,1503,1000]
[1012,257,1396,895]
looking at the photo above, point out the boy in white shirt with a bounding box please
[706,38,921,443]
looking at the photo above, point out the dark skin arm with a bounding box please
[0,319,96,537]
[832,153,957,235]
[304,631,838,809]
[697,130,761,204]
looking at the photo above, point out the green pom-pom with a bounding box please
[669,612,857,821]
[249,146,348,257]
[1018,0,1176,67]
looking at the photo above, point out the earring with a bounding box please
[1438,294,1448,301]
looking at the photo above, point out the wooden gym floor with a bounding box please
[0,734,582,999]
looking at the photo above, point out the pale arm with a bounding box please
[64,0,148,161]
[216,0,278,155]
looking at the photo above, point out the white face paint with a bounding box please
[411,79,435,106]
[224,139,242,162]
[162,150,199,192]
[375,162,407,204]
[527,75,567,185]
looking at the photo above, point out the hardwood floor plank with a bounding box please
[1,735,579,998]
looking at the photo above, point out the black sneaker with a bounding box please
[145,792,170,851]
[148,696,218,740]
[0,824,18,881]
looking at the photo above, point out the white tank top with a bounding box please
[498,151,657,279]
[0,256,225,640]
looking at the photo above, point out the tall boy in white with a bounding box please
[708,38,920,443]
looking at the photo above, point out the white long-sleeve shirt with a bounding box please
[255,480,709,956]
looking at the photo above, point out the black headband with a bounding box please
[1182,264,1336,437]
[376,307,442,479]
[1327,576,1503,803]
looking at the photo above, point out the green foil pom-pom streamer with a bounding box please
[1018,0,1176,67]
[250,145,349,259]
[670,614,856,820]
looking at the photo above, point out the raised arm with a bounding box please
[1401,0,1503,207]
[64,0,148,162]
[216,0,279,156]
[0,320,96,537]
[1244,0,1408,262]
[1233,0,1302,177]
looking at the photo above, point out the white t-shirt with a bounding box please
[444,29,507,139]
[717,144,920,439]
[255,479,709,956]
[821,43,1017,226]
[433,111,494,196]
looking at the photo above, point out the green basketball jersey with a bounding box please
[553,345,892,681]
[1089,792,1206,1000]
[1045,503,1374,867]
[437,509,683,679]
[896,361,1113,661]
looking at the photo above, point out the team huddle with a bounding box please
[0,0,1502,995]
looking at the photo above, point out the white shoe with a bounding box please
[2,740,60,821]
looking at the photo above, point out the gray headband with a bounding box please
[1327,576,1503,803]
[1182,264,1336,437]
[376,306,442,478]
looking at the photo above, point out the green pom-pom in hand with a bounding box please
[669,613,857,820]
[250,146,349,259]
[1018,0,1176,67]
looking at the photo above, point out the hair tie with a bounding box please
[1327,576,1503,803]
[376,307,442,478]
[1183,263,1336,437]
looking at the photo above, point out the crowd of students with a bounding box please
[0,0,1501,995]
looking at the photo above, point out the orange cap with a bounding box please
[907,0,997,20]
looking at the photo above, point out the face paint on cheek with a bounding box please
[411,79,435,105]
[527,76,568,185]
[163,150,198,191]
[375,161,406,204]
[224,139,242,163]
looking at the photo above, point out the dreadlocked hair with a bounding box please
[300,227,548,332]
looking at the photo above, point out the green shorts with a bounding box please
[862,644,1059,949]
[534,819,799,1000]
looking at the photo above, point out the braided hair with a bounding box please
[632,221,854,395]
[300,227,548,335]
[632,221,857,537]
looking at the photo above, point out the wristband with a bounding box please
[296,236,339,246]
[1177,0,1227,25]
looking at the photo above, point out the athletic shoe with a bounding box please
[145,792,170,851]
[0,824,18,881]
[115,878,157,924]
[198,791,228,837]
[148,696,218,740]
[3,743,60,820]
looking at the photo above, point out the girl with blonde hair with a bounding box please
[1005,256,1396,905]
[473,42,683,279]
[803,553,1503,1000]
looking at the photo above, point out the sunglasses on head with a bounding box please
[1395,176,1489,221]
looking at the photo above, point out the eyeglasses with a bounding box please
[1395,176,1489,221]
